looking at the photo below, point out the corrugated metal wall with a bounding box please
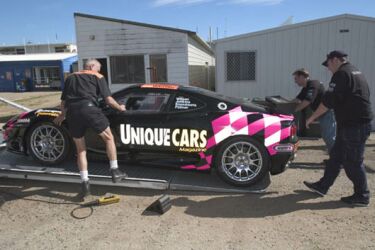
[215,16,375,127]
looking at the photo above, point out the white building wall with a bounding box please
[215,15,375,127]
[187,37,215,66]
[75,15,189,90]
[187,36,215,89]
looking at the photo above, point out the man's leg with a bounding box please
[98,127,127,182]
[73,137,88,172]
[340,123,371,206]
[72,137,90,199]
[304,128,343,195]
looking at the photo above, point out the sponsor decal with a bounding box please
[217,102,227,110]
[174,96,197,110]
[35,109,61,117]
[120,124,207,149]
[16,118,30,123]
[328,82,336,92]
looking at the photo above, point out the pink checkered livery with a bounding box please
[181,106,294,170]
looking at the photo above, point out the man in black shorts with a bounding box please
[54,59,127,200]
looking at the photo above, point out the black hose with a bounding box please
[0,190,95,219]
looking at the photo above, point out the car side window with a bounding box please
[117,92,170,112]
[172,94,205,112]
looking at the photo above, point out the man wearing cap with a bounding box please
[292,68,336,152]
[304,50,373,206]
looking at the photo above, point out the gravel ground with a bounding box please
[0,135,374,250]
[0,91,61,124]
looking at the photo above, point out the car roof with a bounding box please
[113,83,249,104]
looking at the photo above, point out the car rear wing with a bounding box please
[252,96,298,115]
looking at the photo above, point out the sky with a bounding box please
[1,0,375,45]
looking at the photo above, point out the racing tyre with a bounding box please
[214,136,270,186]
[27,121,72,165]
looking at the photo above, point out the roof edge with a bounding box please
[214,13,375,44]
[74,12,196,35]
[74,12,213,55]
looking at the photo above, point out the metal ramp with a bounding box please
[0,150,270,193]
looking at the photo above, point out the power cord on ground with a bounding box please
[0,190,119,219]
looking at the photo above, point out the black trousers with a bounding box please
[319,122,371,197]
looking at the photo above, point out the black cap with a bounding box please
[322,50,348,67]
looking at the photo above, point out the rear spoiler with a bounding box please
[252,96,298,115]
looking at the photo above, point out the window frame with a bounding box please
[115,89,172,114]
[225,50,257,82]
[109,54,145,84]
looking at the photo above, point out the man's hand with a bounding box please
[305,103,329,129]
[118,104,126,112]
[54,114,65,126]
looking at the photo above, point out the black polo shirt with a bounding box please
[61,70,111,106]
[322,62,373,127]
[296,80,325,111]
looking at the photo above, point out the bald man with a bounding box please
[54,59,127,200]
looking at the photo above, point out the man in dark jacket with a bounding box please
[54,59,127,200]
[304,51,373,206]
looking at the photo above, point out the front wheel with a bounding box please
[27,121,72,165]
[214,136,269,187]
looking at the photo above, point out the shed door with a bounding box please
[96,58,108,83]
[149,54,167,83]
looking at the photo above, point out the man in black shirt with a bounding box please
[54,59,127,200]
[293,68,336,152]
[304,51,373,206]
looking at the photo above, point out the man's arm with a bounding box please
[54,100,66,126]
[105,96,126,112]
[306,103,329,128]
[295,100,311,112]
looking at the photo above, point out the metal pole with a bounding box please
[0,97,31,112]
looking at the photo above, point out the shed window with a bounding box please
[32,67,61,89]
[55,46,67,53]
[110,55,145,84]
[226,51,256,81]
[16,48,25,55]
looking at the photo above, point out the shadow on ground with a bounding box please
[0,179,350,218]
[171,190,349,218]
[290,162,375,173]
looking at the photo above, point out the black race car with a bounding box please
[2,83,298,186]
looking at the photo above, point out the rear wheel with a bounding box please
[214,136,269,186]
[27,121,72,165]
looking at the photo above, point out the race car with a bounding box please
[2,83,298,187]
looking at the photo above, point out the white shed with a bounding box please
[74,13,215,91]
[214,14,375,128]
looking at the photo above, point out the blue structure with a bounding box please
[0,53,77,92]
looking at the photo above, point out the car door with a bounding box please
[109,88,173,155]
[163,92,211,155]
